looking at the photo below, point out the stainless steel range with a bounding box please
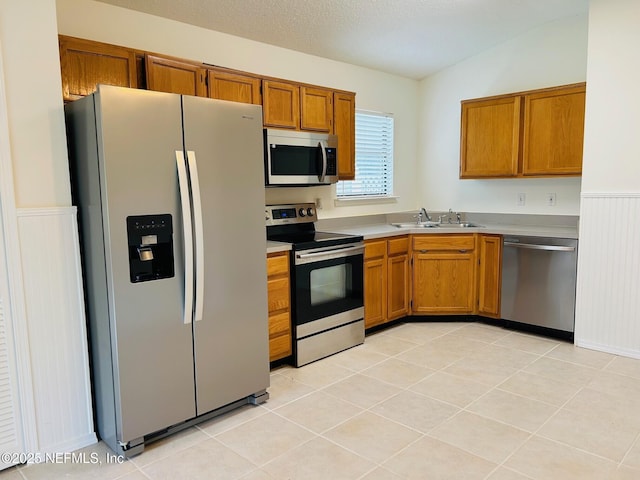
[266,203,365,366]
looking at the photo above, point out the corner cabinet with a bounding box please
[411,235,477,314]
[460,83,586,178]
[364,236,409,329]
[59,35,138,102]
[266,252,292,362]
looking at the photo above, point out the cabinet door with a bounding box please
[460,96,521,178]
[412,252,476,314]
[146,54,206,97]
[334,92,356,180]
[59,35,137,102]
[387,253,409,320]
[300,87,333,132]
[267,253,291,362]
[364,240,387,329]
[522,84,585,176]
[207,70,262,105]
[263,80,300,129]
[478,235,502,318]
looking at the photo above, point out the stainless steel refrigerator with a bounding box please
[65,85,270,457]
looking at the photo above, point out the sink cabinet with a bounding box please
[411,235,477,314]
[267,252,292,362]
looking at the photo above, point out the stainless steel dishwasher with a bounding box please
[501,235,578,338]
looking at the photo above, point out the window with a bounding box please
[336,110,394,197]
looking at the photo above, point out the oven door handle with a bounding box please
[295,244,364,264]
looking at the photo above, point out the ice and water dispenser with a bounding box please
[126,214,175,283]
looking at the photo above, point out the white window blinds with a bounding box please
[336,111,394,197]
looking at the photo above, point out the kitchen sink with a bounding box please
[440,222,483,228]
[391,222,440,228]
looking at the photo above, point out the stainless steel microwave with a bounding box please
[264,129,338,186]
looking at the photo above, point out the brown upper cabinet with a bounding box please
[460,83,586,178]
[334,92,356,180]
[207,69,261,105]
[59,35,138,102]
[300,86,333,132]
[145,54,206,97]
[262,80,300,129]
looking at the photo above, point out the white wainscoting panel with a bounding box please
[575,193,640,358]
[17,207,96,452]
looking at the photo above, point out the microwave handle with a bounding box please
[318,140,328,183]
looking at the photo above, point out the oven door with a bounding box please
[294,243,364,328]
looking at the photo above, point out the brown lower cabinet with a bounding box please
[364,233,501,325]
[267,252,292,361]
[364,236,410,329]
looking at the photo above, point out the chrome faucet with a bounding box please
[418,207,431,223]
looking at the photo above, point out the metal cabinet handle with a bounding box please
[503,241,575,252]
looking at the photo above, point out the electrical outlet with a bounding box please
[517,193,526,206]
[547,193,556,206]
[315,197,323,209]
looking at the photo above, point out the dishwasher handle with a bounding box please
[503,241,575,252]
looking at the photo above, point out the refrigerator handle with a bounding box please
[176,150,194,325]
[186,151,205,323]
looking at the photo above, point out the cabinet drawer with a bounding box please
[269,333,292,361]
[269,311,290,336]
[267,277,290,312]
[412,235,475,252]
[365,240,386,260]
[267,253,289,277]
[388,236,409,256]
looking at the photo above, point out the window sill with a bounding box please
[334,195,399,207]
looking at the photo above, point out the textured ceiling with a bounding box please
[95,0,589,79]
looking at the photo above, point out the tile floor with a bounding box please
[4,321,640,479]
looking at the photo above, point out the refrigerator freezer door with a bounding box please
[181,96,270,414]
[95,86,197,443]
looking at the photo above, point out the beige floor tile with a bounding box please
[494,331,560,355]
[605,355,640,379]
[429,411,530,463]
[238,469,276,480]
[467,344,540,370]
[140,438,255,480]
[274,390,363,433]
[371,390,459,433]
[428,333,491,356]
[262,437,374,480]
[321,373,401,409]
[588,370,640,400]
[564,387,640,429]
[442,356,520,388]
[545,342,616,369]
[384,321,465,343]
[197,404,268,437]
[130,426,209,467]
[1,467,28,480]
[362,357,434,388]
[107,471,149,480]
[323,411,421,464]
[609,466,640,480]
[395,343,466,370]
[276,359,355,389]
[523,356,599,387]
[359,330,420,356]
[410,370,492,407]
[383,435,497,480]
[621,437,640,470]
[505,436,617,480]
[447,323,512,343]
[325,344,390,372]
[261,373,315,410]
[359,467,404,479]
[20,441,135,480]
[485,466,533,479]
[466,389,559,432]
[215,412,315,466]
[538,407,638,462]
[496,371,581,406]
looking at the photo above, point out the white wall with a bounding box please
[56,0,420,220]
[417,15,588,215]
[574,0,640,357]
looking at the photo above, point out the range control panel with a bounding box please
[265,203,318,226]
